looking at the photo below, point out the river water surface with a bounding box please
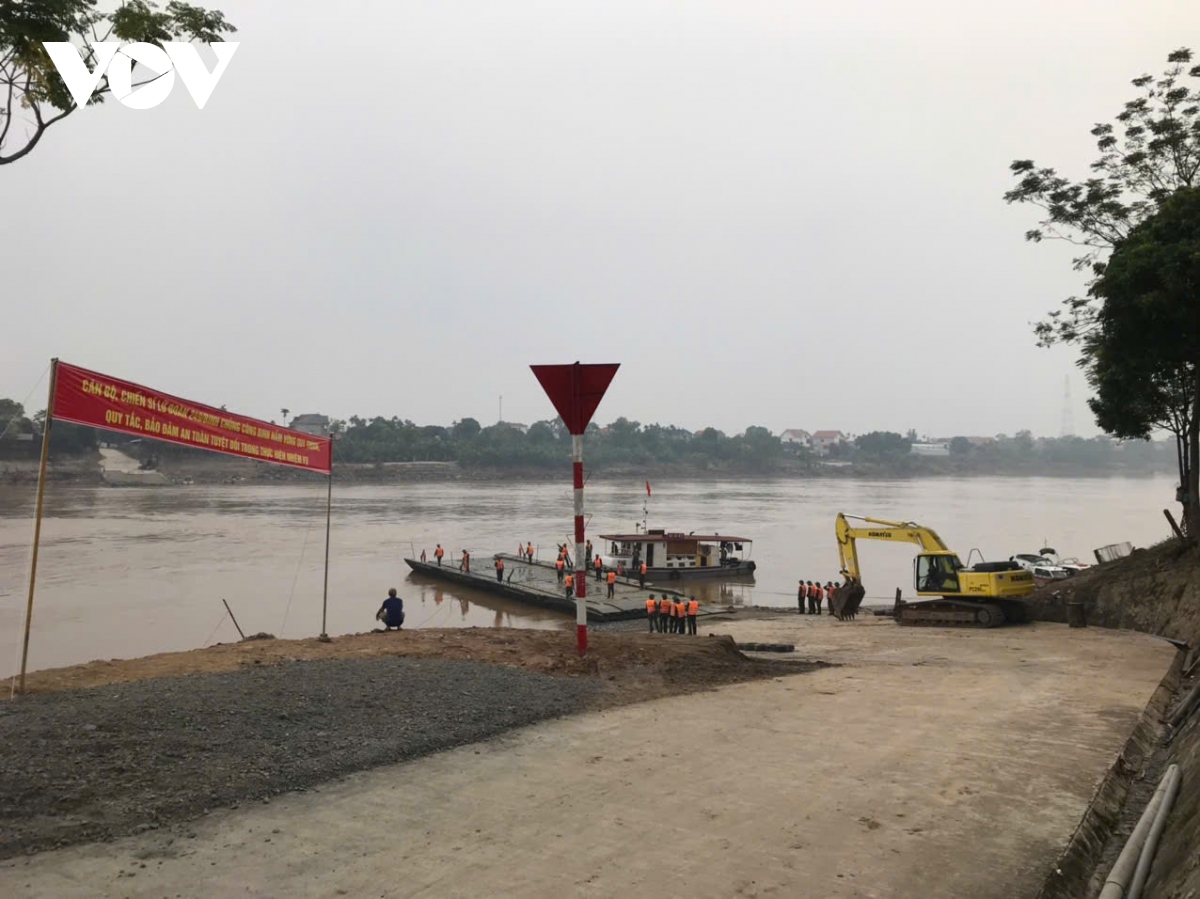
[0,476,1175,675]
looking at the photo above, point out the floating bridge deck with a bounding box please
[404,553,725,622]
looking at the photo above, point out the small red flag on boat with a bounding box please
[646,480,652,497]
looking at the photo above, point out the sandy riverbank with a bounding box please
[0,615,1176,898]
[0,628,802,859]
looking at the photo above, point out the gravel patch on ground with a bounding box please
[0,657,597,859]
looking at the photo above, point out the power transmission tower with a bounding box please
[1060,376,1074,437]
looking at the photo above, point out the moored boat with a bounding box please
[599,529,756,580]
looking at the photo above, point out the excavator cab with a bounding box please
[915,552,963,594]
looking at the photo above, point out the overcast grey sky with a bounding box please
[2,0,1195,438]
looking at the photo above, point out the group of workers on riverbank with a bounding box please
[798,579,837,615]
[645,594,699,635]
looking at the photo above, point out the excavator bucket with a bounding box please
[829,582,866,620]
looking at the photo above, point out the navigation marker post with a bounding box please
[531,362,619,655]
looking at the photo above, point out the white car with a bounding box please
[1039,549,1090,576]
[1009,554,1071,581]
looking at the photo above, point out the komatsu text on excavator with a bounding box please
[834,514,1035,627]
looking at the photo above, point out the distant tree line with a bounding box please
[0,398,1176,474]
[844,429,1172,472]
[325,417,1171,474]
[327,416,789,470]
[0,399,101,457]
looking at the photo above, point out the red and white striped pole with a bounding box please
[572,433,587,654]
[530,361,618,657]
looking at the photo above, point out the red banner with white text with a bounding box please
[52,362,332,474]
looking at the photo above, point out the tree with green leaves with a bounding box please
[0,0,235,165]
[1005,47,1200,534]
[0,396,26,438]
[854,431,911,458]
[1084,187,1200,533]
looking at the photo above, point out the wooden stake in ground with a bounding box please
[17,358,59,696]
[320,468,332,641]
[222,599,246,640]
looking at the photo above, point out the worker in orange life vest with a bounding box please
[526,541,534,562]
[564,572,574,600]
[607,569,617,599]
[798,579,807,614]
[675,597,688,635]
[815,581,824,615]
[555,558,565,582]
[594,554,604,582]
[638,561,648,589]
[434,544,444,566]
[687,596,699,635]
[495,556,505,583]
[646,594,657,632]
[460,549,470,573]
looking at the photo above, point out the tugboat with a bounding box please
[599,529,756,580]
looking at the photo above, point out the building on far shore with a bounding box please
[289,414,330,437]
[910,442,950,457]
[780,429,811,447]
[810,430,847,455]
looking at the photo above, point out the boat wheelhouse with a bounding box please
[599,529,756,580]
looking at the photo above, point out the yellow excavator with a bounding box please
[833,514,1035,627]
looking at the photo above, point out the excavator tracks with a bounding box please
[896,599,1009,628]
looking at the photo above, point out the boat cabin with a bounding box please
[600,530,751,571]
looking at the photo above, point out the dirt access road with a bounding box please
[0,617,1174,898]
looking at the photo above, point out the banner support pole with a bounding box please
[18,358,59,695]
[319,466,332,642]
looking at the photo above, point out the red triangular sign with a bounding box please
[530,362,620,435]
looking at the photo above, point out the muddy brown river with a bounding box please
[0,476,1175,675]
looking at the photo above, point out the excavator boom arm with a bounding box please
[835,514,952,580]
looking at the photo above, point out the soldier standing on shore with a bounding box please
[646,594,657,632]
